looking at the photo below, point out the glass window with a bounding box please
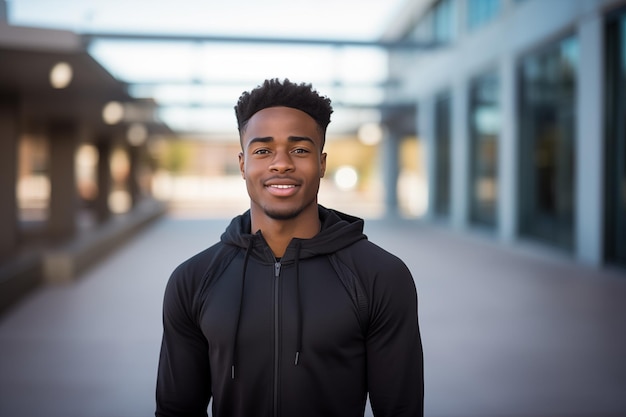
[434,91,452,216]
[467,0,502,31]
[410,0,457,44]
[17,134,50,224]
[518,35,578,250]
[605,8,626,266]
[434,0,456,43]
[469,71,500,227]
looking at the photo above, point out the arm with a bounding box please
[156,266,212,417]
[367,259,424,417]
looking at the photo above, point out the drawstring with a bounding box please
[294,241,303,366]
[232,238,304,379]
[232,238,254,380]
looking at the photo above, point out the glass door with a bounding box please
[518,36,578,250]
[605,10,626,266]
[469,71,500,227]
[434,91,452,217]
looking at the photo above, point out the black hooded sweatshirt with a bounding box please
[156,206,423,417]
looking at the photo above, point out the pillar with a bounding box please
[498,51,518,242]
[381,126,401,219]
[575,12,604,266]
[0,96,19,257]
[0,0,7,23]
[127,144,141,208]
[451,76,470,229]
[95,137,112,223]
[418,96,436,221]
[47,122,78,240]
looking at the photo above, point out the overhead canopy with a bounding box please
[0,24,172,138]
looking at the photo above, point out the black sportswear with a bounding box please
[156,206,423,417]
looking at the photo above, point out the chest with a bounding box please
[198,256,364,356]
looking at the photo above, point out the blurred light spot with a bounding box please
[334,166,358,190]
[127,122,148,146]
[49,61,73,89]
[75,144,99,200]
[110,148,130,182]
[358,122,383,146]
[102,101,124,124]
[474,106,500,135]
[108,190,131,213]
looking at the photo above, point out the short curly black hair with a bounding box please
[234,78,333,146]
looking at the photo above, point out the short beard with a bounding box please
[263,206,306,221]
[262,198,319,221]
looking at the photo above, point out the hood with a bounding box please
[220,205,367,262]
[221,205,367,378]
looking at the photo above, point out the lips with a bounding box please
[268,184,296,189]
[265,179,300,197]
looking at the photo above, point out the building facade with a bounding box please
[384,0,626,268]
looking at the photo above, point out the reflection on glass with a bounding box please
[467,0,501,31]
[469,71,499,227]
[410,0,456,44]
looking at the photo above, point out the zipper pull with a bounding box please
[274,261,281,277]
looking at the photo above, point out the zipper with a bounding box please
[273,261,282,417]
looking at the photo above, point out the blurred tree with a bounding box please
[161,140,191,174]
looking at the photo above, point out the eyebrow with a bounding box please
[247,136,315,147]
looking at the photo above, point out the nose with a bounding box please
[269,149,294,173]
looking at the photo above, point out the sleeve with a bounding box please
[366,257,424,417]
[155,264,212,417]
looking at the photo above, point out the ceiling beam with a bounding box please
[81,32,433,50]
[151,101,414,111]
[128,79,400,87]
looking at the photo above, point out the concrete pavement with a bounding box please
[1,213,625,417]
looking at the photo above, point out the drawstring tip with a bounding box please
[231,365,235,379]
[294,351,300,366]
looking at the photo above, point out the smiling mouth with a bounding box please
[265,183,299,196]
[268,185,296,189]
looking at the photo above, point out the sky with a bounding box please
[7,0,409,136]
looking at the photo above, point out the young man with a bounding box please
[156,79,424,417]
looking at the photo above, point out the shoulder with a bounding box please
[331,239,415,305]
[339,239,411,277]
[166,242,238,300]
[334,239,418,330]
[172,242,227,275]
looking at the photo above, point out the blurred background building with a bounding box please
[2,2,626,417]
[385,0,626,270]
[1,0,625,312]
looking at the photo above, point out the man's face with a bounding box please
[239,106,327,221]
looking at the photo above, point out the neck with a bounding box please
[250,204,320,258]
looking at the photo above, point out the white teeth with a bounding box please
[270,185,295,189]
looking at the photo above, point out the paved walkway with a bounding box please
[1,213,626,417]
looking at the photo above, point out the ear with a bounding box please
[238,152,245,179]
[320,152,327,178]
